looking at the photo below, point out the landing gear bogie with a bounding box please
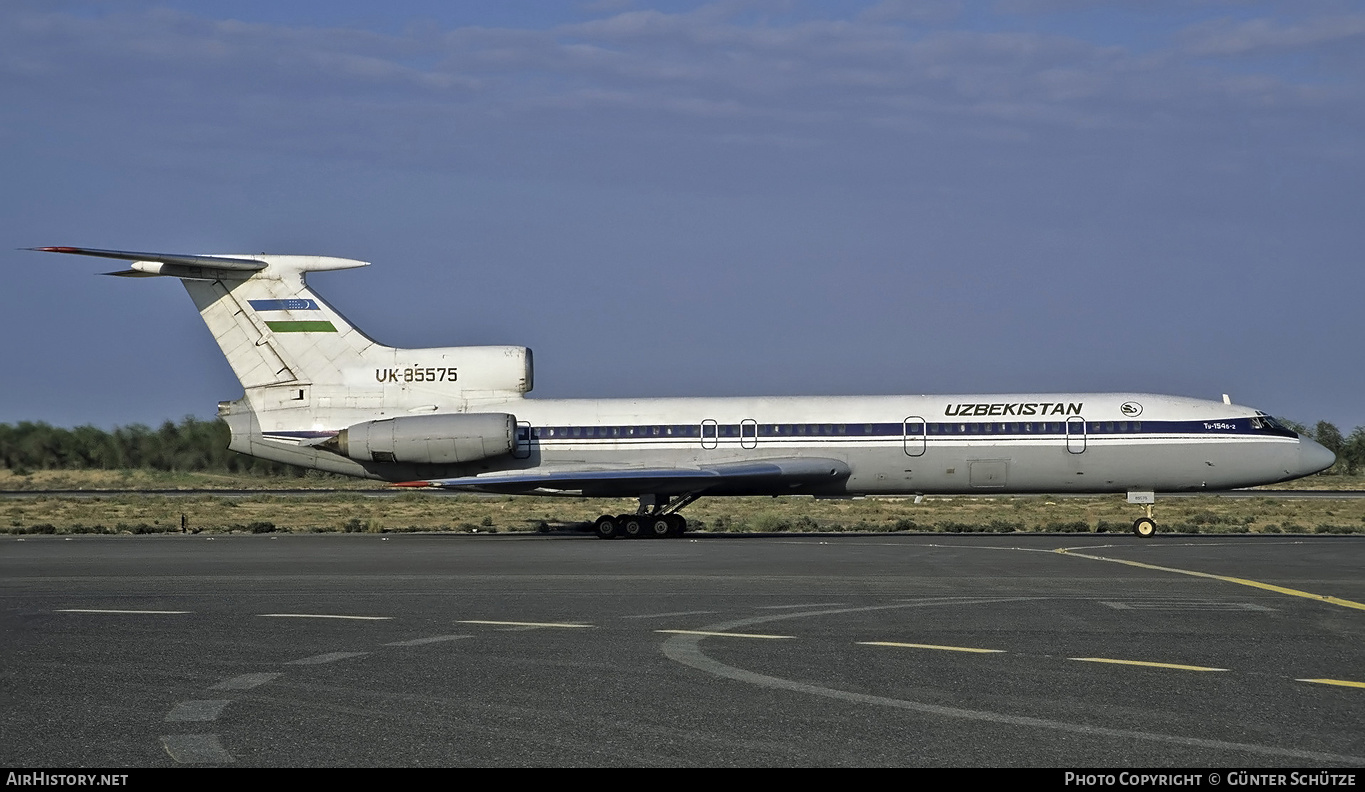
[593,504,691,539]
[593,494,699,539]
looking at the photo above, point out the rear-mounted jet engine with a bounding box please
[320,413,516,465]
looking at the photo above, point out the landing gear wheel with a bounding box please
[648,517,672,538]
[593,515,620,540]
[1132,517,1157,538]
[622,515,645,538]
[667,515,687,537]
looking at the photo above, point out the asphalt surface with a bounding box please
[2,532,1362,767]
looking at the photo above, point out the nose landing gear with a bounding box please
[1128,491,1157,538]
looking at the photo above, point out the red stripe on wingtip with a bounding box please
[35,246,81,252]
[390,481,434,488]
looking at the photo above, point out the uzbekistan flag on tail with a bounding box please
[248,299,337,333]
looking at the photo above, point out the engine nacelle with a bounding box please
[327,413,516,465]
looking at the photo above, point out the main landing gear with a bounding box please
[1128,491,1157,538]
[593,493,700,539]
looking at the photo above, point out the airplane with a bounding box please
[33,246,1337,539]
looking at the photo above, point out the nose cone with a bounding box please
[1297,435,1337,477]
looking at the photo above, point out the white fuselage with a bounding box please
[239,390,1325,494]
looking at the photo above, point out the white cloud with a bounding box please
[1180,13,1365,56]
[0,2,1359,172]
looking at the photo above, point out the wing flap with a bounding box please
[394,457,851,496]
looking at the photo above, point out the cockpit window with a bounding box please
[1250,414,1295,435]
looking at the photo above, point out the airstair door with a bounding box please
[513,421,532,459]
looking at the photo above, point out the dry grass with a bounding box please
[5,487,1363,536]
[0,468,377,491]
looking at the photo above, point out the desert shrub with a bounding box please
[1045,521,1090,533]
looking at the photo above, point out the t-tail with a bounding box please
[32,247,532,479]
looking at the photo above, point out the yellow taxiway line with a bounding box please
[1070,657,1227,672]
[858,641,1005,653]
[458,620,593,628]
[1054,547,1365,612]
[656,629,794,639]
[1296,678,1365,689]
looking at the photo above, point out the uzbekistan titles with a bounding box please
[944,402,1082,417]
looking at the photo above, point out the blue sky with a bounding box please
[2,1,1362,430]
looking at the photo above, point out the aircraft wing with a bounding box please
[393,457,851,497]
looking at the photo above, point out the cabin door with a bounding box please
[701,420,719,449]
[903,417,926,456]
[740,419,758,449]
[1066,416,1087,454]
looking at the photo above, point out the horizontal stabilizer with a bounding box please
[30,246,267,271]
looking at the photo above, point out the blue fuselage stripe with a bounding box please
[525,418,1295,441]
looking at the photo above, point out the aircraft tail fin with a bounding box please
[31,247,383,390]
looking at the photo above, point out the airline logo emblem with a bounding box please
[1121,401,1143,417]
